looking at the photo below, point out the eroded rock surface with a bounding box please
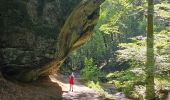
[0,0,104,82]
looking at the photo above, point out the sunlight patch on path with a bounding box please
[49,74,103,100]
[50,74,69,91]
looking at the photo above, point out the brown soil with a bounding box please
[0,73,62,100]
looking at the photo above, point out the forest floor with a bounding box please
[50,74,129,100]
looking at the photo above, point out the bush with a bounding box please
[81,58,102,82]
[87,81,103,91]
[106,71,145,99]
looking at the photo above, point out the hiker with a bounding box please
[69,72,75,92]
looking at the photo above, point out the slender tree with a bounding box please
[145,0,155,99]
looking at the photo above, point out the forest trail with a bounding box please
[50,74,103,100]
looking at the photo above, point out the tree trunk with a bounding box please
[145,0,155,99]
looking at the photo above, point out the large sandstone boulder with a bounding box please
[0,0,104,82]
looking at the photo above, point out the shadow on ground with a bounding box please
[0,73,62,100]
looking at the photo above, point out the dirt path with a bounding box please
[49,74,103,100]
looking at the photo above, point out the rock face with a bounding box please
[0,0,104,82]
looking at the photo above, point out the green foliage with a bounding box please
[99,0,147,36]
[116,32,170,76]
[87,81,103,91]
[155,3,170,19]
[107,70,145,82]
[154,2,170,32]
[81,58,103,82]
[106,71,124,79]
[86,81,117,99]
[107,70,145,99]
[99,0,133,34]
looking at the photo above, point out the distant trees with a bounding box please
[61,0,170,98]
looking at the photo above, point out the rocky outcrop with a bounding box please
[0,0,104,82]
